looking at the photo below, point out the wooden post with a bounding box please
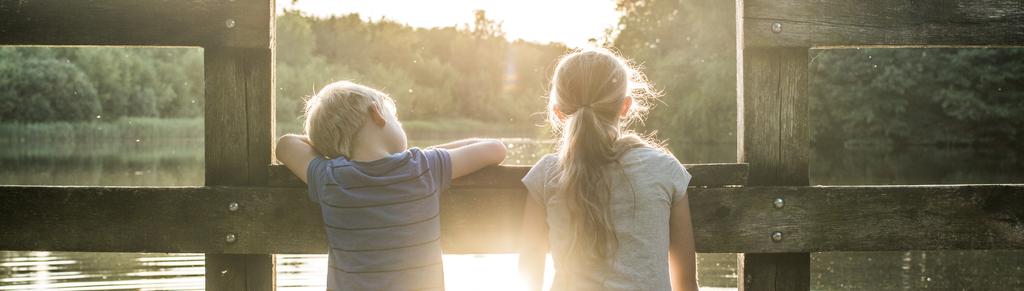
[204,46,276,291]
[736,0,811,289]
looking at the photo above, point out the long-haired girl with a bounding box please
[519,48,698,291]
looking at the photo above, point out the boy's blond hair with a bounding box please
[303,81,393,159]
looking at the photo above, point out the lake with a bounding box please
[2,136,1023,290]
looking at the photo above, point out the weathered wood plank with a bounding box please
[738,253,810,290]
[204,40,274,290]
[243,47,275,186]
[2,185,1023,254]
[206,254,274,291]
[0,0,272,48]
[744,0,1024,48]
[738,8,812,286]
[267,163,749,188]
[206,48,252,186]
[738,47,809,186]
[691,185,1024,253]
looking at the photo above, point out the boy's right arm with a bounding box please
[275,134,319,184]
[443,138,507,179]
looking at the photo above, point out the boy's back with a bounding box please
[306,147,452,291]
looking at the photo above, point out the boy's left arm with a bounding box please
[428,138,494,150]
[276,134,320,184]
[443,138,507,179]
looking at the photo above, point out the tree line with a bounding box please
[1,2,1022,146]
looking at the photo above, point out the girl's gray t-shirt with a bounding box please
[522,147,692,291]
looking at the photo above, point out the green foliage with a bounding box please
[810,48,1024,146]
[612,0,737,146]
[0,48,101,122]
[2,6,1022,148]
[274,10,567,127]
[612,0,1024,147]
[0,47,203,122]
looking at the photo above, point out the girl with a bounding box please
[518,48,699,291]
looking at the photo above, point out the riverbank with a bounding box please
[0,117,547,143]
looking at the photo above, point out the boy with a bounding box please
[276,81,507,290]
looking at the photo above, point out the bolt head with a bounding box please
[773,198,785,209]
[771,22,783,33]
[770,231,784,242]
[228,202,239,212]
[225,19,236,29]
[225,233,237,243]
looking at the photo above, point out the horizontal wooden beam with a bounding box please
[0,0,272,48]
[267,163,750,188]
[693,184,1024,253]
[744,0,1024,48]
[2,184,1022,254]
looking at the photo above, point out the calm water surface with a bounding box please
[2,137,1023,290]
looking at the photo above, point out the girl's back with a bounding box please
[517,48,699,291]
[523,145,691,290]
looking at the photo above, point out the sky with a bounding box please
[278,0,622,47]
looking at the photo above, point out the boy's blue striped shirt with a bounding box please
[307,147,452,291]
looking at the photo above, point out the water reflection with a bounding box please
[0,252,203,290]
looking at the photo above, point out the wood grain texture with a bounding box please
[692,185,1024,253]
[738,47,809,186]
[243,47,274,186]
[205,254,274,291]
[267,163,749,188]
[737,11,812,287]
[0,0,272,48]
[205,47,275,187]
[738,253,810,290]
[205,48,252,186]
[744,0,1024,47]
[2,184,1023,254]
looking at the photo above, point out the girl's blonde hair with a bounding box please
[547,48,661,266]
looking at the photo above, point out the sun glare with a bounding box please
[442,254,555,291]
[279,0,621,47]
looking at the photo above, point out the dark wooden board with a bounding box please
[0,0,272,48]
[267,163,749,188]
[206,254,274,291]
[691,184,1024,253]
[738,47,809,186]
[738,253,810,290]
[744,0,1024,48]
[2,184,1023,254]
[203,45,275,291]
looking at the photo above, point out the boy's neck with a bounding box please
[349,142,396,162]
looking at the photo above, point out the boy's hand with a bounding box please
[444,138,507,179]
[276,134,319,184]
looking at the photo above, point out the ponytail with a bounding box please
[559,104,619,262]
[548,48,659,267]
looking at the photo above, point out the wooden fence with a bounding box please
[1,0,1022,290]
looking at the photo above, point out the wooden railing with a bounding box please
[1,0,1023,290]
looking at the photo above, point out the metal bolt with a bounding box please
[771,22,783,33]
[770,231,784,242]
[225,19,236,29]
[220,269,229,277]
[225,233,237,243]
[773,197,785,209]
[228,202,239,212]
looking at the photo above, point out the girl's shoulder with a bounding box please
[621,145,681,166]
